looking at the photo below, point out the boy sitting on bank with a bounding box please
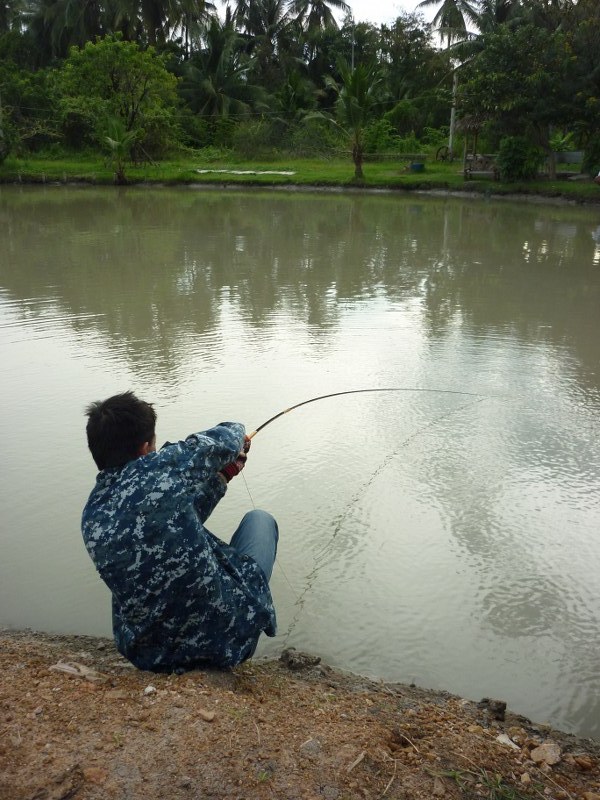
[82,391,278,672]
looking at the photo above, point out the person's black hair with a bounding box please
[85,391,156,470]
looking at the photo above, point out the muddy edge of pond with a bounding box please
[1,628,599,800]
[3,176,600,206]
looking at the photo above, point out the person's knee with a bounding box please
[244,509,279,543]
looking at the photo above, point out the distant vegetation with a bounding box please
[0,0,599,182]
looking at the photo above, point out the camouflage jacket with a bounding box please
[81,422,276,671]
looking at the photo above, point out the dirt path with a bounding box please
[1,629,598,800]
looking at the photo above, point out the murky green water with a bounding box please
[1,185,599,737]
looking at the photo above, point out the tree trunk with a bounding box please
[546,148,557,180]
[353,142,364,180]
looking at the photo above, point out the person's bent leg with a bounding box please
[230,509,278,581]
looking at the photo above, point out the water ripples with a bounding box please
[2,188,600,737]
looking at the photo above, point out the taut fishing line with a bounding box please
[241,471,298,598]
[240,387,500,639]
[278,394,488,645]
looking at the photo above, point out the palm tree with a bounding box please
[416,0,479,45]
[417,0,479,160]
[290,0,350,34]
[103,116,137,184]
[0,0,26,32]
[234,0,296,86]
[25,0,105,61]
[181,13,265,116]
[108,0,212,48]
[316,59,382,179]
[475,0,516,33]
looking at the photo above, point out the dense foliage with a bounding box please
[0,0,598,177]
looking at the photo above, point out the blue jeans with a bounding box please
[230,509,278,661]
[230,509,278,582]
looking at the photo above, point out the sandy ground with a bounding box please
[1,629,599,800]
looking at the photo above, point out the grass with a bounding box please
[1,151,599,203]
[428,767,542,800]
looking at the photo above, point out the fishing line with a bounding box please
[279,394,489,646]
[241,387,510,641]
[241,472,299,599]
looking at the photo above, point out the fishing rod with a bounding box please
[248,387,489,438]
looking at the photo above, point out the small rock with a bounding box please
[507,726,527,744]
[299,738,322,757]
[144,685,157,696]
[574,755,595,771]
[432,776,446,796]
[280,648,321,670]
[468,725,483,734]
[107,689,128,700]
[496,734,520,751]
[530,741,561,766]
[478,697,507,721]
[520,773,531,785]
[198,708,215,722]
[83,767,108,785]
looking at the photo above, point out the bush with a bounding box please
[420,126,448,149]
[59,97,102,149]
[177,110,213,149]
[230,119,282,158]
[194,145,235,162]
[289,118,343,157]
[384,100,419,136]
[582,133,600,177]
[549,130,576,152]
[0,125,10,164]
[134,107,178,159]
[395,131,421,154]
[363,118,400,153]
[497,136,544,181]
[212,117,237,149]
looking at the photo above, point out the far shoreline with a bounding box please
[2,154,600,207]
[3,176,600,209]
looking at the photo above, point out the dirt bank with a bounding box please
[1,629,599,800]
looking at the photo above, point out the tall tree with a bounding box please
[234,0,297,87]
[25,0,105,62]
[180,13,265,116]
[318,59,382,179]
[0,0,25,32]
[291,0,349,34]
[416,0,479,45]
[58,34,179,154]
[458,22,577,177]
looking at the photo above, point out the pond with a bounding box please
[1,185,599,738]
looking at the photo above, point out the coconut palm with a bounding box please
[311,59,382,179]
[181,13,265,116]
[25,0,106,60]
[0,0,26,32]
[234,0,298,86]
[417,0,479,45]
[290,0,350,34]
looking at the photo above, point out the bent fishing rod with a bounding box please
[247,386,491,438]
